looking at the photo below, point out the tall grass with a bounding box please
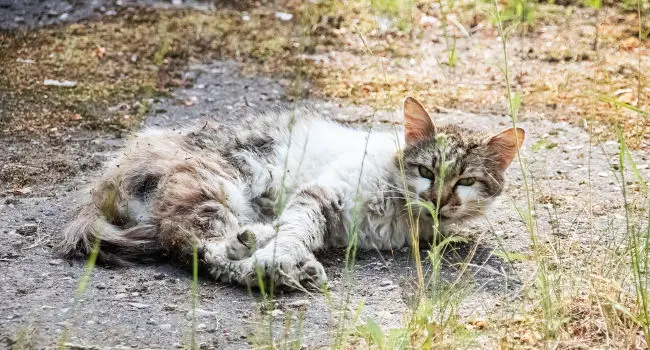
[56,235,101,349]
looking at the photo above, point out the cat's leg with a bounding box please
[153,166,243,264]
[206,184,346,289]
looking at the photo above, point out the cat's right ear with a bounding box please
[403,97,436,145]
[487,127,525,171]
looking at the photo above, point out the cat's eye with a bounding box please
[457,178,476,187]
[418,165,435,180]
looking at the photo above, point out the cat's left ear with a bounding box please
[403,97,436,144]
[487,128,525,171]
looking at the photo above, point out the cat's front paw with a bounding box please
[243,249,327,290]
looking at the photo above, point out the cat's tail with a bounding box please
[57,168,163,265]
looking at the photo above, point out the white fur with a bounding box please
[412,178,431,196]
[244,116,419,251]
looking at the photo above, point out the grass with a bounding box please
[6,0,650,348]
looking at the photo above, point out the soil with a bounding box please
[1,1,649,349]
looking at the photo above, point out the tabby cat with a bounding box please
[59,98,524,289]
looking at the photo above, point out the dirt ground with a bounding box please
[1,1,649,349]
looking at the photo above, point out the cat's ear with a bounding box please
[403,97,436,144]
[487,127,525,171]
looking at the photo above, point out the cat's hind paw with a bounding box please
[298,259,327,290]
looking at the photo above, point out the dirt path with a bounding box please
[2,58,648,349]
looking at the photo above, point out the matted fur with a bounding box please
[59,99,524,289]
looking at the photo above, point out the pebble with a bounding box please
[275,12,293,21]
[95,283,107,290]
[286,299,310,308]
[153,272,166,280]
[379,284,398,291]
[128,302,150,309]
[162,304,177,311]
[186,308,218,320]
[160,324,172,330]
[17,224,37,235]
[379,280,392,287]
[270,309,284,317]
[49,259,63,265]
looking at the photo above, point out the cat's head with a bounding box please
[395,97,524,221]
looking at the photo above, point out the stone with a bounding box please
[17,224,38,235]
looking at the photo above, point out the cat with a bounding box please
[58,97,524,290]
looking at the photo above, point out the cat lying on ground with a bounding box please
[59,97,524,290]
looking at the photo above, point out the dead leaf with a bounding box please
[468,319,489,329]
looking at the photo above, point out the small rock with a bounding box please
[153,272,166,280]
[275,12,293,21]
[105,10,117,16]
[146,318,158,325]
[186,308,218,320]
[379,280,392,287]
[286,299,310,308]
[592,205,605,216]
[379,284,398,291]
[49,259,63,266]
[128,302,150,309]
[58,13,69,21]
[95,283,107,290]
[17,224,38,236]
[160,324,172,330]
[171,0,182,4]
[114,293,127,300]
[270,309,284,317]
[162,303,177,311]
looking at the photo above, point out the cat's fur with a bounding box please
[59,98,524,289]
